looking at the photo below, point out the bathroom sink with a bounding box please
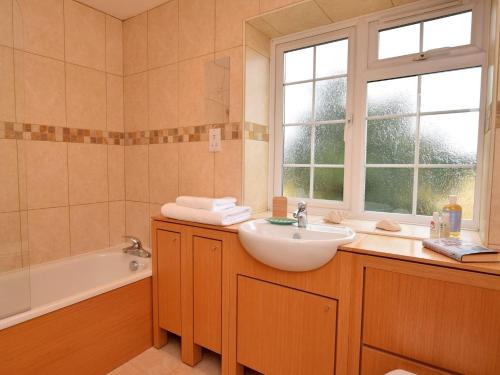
[238,219,356,272]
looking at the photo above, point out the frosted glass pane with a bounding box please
[316,39,348,78]
[419,112,479,164]
[423,12,472,51]
[420,68,481,112]
[315,78,347,121]
[314,124,345,164]
[417,168,475,218]
[285,47,313,83]
[379,23,420,59]
[367,76,418,116]
[365,168,413,214]
[284,82,313,124]
[366,117,416,164]
[284,125,311,164]
[313,168,344,200]
[283,167,310,198]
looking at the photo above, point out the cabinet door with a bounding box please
[157,230,181,335]
[363,267,500,374]
[237,276,337,375]
[361,346,453,375]
[193,236,222,353]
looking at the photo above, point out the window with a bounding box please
[272,0,487,227]
[365,67,481,219]
[378,11,473,59]
[278,36,351,203]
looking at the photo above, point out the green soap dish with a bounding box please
[266,217,297,225]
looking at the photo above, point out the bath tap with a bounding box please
[123,236,151,258]
[293,201,308,228]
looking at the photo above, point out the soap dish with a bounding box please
[266,217,297,225]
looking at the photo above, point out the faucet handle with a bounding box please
[123,235,142,249]
[297,201,307,211]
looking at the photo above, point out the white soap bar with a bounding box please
[376,219,401,232]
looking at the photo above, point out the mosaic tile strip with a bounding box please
[125,122,242,145]
[0,121,125,145]
[0,121,242,145]
[245,122,269,142]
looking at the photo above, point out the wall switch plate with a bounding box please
[209,128,221,152]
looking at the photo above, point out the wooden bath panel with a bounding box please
[0,277,153,375]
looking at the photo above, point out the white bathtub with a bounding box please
[0,245,152,330]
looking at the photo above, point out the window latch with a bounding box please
[413,53,428,61]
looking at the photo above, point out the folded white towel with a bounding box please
[161,203,251,226]
[175,196,236,212]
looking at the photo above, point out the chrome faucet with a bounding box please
[293,201,308,228]
[123,236,151,258]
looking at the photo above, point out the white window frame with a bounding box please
[269,0,489,229]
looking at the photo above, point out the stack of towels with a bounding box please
[161,196,251,226]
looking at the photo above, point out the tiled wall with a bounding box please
[0,0,124,269]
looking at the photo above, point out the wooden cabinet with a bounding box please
[361,346,453,375]
[156,229,181,336]
[237,276,337,375]
[361,266,500,374]
[193,236,222,354]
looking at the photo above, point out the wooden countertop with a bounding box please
[152,215,500,277]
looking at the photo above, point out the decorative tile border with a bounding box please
[245,122,269,142]
[126,122,242,145]
[0,121,124,145]
[0,121,242,145]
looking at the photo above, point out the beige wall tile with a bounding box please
[178,55,213,126]
[64,0,105,70]
[489,131,500,245]
[245,46,269,125]
[107,74,124,132]
[149,203,162,218]
[0,211,21,256]
[149,143,178,204]
[0,46,15,122]
[125,201,150,248]
[0,139,19,212]
[124,72,148,131]
[215,0,259,51]
[106,15,123,76]
[13,0,64,59]
[28,206,70,264]
[22,141,68,209]
[16,141,27,210]
[68,143,108,205]
[109,200,125,246]
[108,145,125,201]
[215,140,242,202]
[149,64,178,130]
[0,254,23,272]
[0,0,12,47]
[148,0,179,69]
[20,210,28,254]
[70,202,109,254]
[179,141,214,197]
[216,47,243,122]
[66,63,106,130]
[123,13,147,75]
[14,51,66,126]
[315,0,393,22]
[244,139,268,211]
[259,0,302,13]
[179,0,215,60]
[125,145,149,202]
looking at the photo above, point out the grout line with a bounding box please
[104,11,112,248]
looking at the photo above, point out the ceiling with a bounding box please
[76,0,167,20]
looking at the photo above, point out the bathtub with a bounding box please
[0,244,152,330]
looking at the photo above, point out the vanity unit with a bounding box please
[151,217,500,375]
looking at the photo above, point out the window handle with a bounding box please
[345,114,353,143]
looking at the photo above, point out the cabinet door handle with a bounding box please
[211,245,218,251]
[324,305,331,312]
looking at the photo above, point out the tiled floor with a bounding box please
[107,336,220,375]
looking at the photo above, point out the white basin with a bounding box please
[238,219,356,272]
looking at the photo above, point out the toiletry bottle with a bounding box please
[440,212,450,238]
[443,195,462,238]
[430,211,440,239]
